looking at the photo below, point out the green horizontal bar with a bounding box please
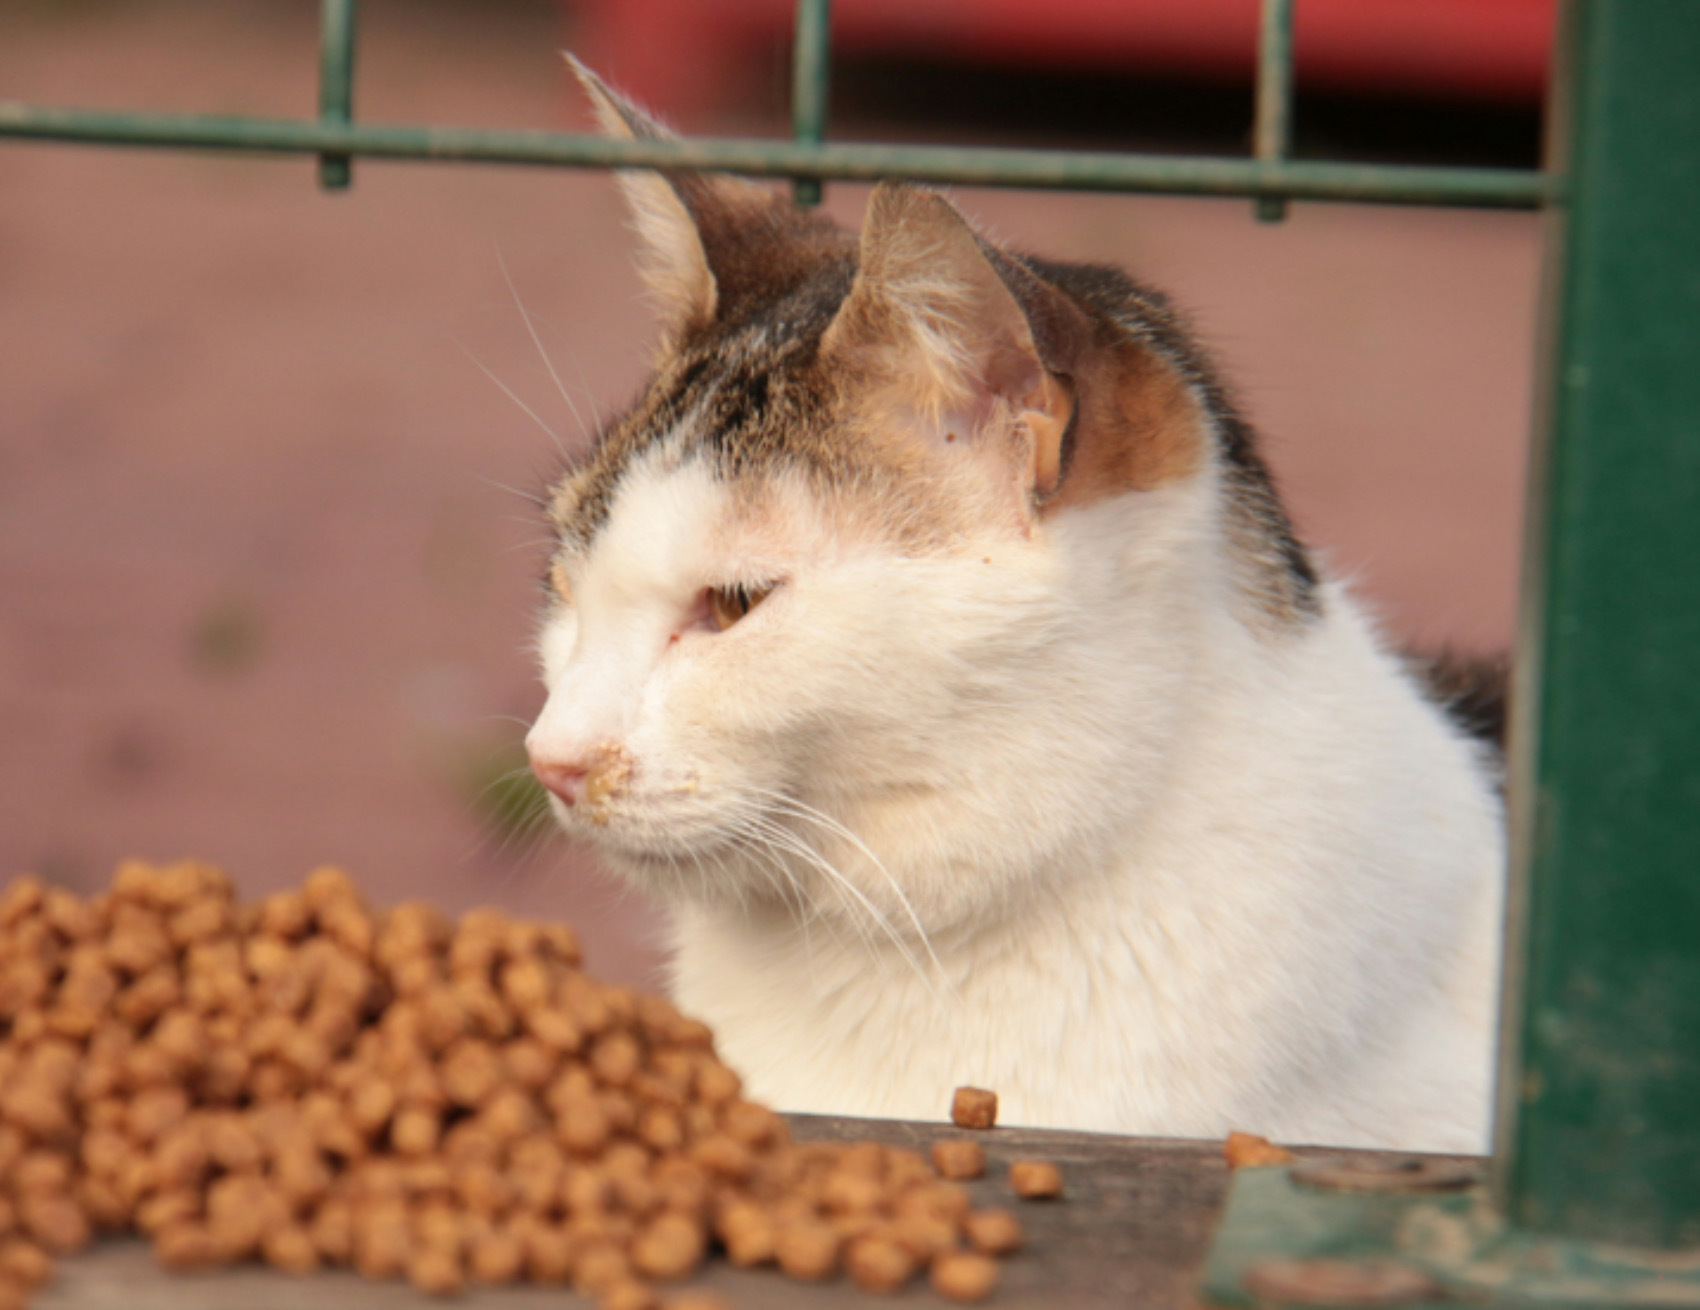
[0,101,1549,208]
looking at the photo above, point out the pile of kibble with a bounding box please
[0,861,1045,1310]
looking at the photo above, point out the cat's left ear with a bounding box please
[568,57,824,344]
[822,181,1087,501]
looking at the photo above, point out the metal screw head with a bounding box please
[1289,1155,1479,1194]
[1243,1258,1442,1306]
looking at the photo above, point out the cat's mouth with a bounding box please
[560,789,744,865]
[565,792,819,893]
[535,756,907,911]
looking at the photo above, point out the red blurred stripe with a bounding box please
[569,0,1553,119]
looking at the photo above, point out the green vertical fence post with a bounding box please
[1253,0,1293,222]
[318,0,357,189]
[1495,0,1700,1250]
[1199,3,1700,1299]
[791,0,831,206]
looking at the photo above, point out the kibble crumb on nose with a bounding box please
[585,746,634,808]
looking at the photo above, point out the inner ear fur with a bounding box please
[823,183,1079,503]
[568,57,848,340]
[1043,336,1206,508]
[825,181,1205,510]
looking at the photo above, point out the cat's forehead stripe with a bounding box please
[554,295,853,553]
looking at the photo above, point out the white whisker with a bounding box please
[455,336,567,455]
[480,476,548,509]
[495,245,593,446]
[738,784,948,987]
[719,810,862,959]
[728,803,939,995]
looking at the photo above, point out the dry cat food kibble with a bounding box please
[1009,1161,1065,1199]
[930,1139,986,1181]
[664,1294,731,1310]
[962,1208,1023,1256]
[1222,1131,1295,1169]
[931,1250,1001,1303]
[845,1234,916,1293]
[0,861,1028,1309]
[950,1087,998,1130]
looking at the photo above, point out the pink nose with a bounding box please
[530,741,635,813]
[531,759,590,807]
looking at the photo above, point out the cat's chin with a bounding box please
[577,828,745,902]
[583,830,826,917]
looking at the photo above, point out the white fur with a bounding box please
[528,438,1505,1153]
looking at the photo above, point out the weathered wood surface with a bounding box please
[32,1114,1239,1309]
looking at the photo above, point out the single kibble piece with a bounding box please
[719,1204,775,1267]
[931,1139,987,1181]
[135,1192,198,1238]
[822,1169,884,1214]
[519,1222,575,1286]
[630,1213,706,1282]
[19,1195,90,1254]
[932,1250,1001,1302]
[0,1243,52,1290]
[310,1202,355,1264]
[846,1234,918,1293]
[694,1062,740,1105]
[391,1106,441,1156]
[468,1230,523,1285]
[720,1100,782,1149]
[774,1219,840,1281]
[352,1210,411,1280]
[1222,1131,1295,1169]
[571,1240,630,1296]
[1009,1160,1065,1199]
[964,1207,1024,1255]
[261,1226,320,1275]
[888,1208,959,1260]
[899,1181,972,1225]
[601,1279,659,1310]
[662,1295,732,1310]
[950,1086,998,1130]
[407,1244,466,1297]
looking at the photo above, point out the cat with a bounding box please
[524,63,1507,1154]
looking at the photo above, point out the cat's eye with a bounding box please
[707,582,776,632]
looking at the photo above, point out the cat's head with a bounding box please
[525,66,1315,936]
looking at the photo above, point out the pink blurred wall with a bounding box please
[0,0,1537,988]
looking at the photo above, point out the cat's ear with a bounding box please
[822,182,1083,500]
[567,57,803,341]
[568,56,720,334]
[827,182,1208,511]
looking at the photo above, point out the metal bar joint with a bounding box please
[318,0,357,190]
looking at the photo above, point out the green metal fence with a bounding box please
[0,0,1549,213]
[4,0,1698,1302]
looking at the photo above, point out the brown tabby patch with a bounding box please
[550,206,1319,629]
[1408,650,1511,750]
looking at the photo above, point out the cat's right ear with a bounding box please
[822,182,1086,503]
[568,57,778,344]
